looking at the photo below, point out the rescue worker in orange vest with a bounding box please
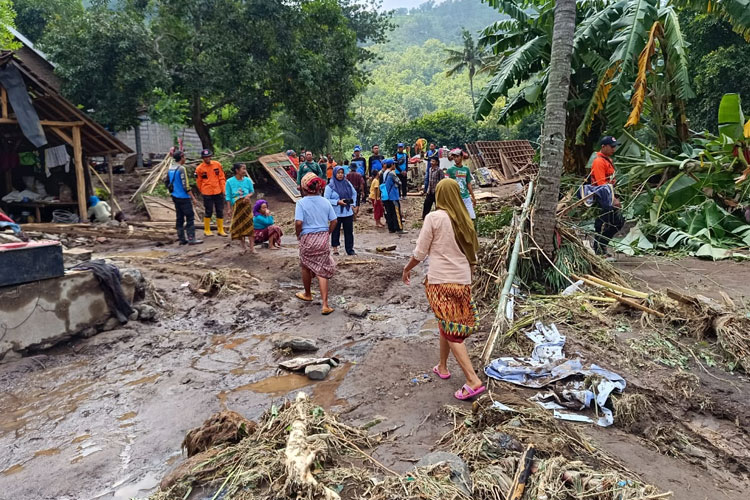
[195,148,228,237]
[589,136,624,255]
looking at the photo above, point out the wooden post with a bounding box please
[1,86,7,118]
[106,153,114,207]
[72,126,86,220]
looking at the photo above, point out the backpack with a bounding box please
[165,167,179,193]
[379,172,390,201]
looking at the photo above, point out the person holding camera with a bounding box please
[324,165,358,256]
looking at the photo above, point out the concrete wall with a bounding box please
[116,120,203,157]
[0,271,135,359]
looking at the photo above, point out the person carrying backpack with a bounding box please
[382,159,405,234]
[166,151,203,245]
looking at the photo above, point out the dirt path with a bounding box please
[1,196,749,499]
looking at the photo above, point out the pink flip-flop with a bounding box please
[433,365,451,380]
[455,384,486,401]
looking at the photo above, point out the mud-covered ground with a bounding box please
[1,187,749,499]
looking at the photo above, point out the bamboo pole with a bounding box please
[580,274,649,299]
[481,180,534,365]
[72,126,86,220]
[1,86,7,118]
[88,164,121,212]
[602,290,664,317]
[106,154,115,210]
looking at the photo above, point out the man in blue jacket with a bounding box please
[382,158,405,234]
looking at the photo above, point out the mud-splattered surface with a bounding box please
[2,192,750,499]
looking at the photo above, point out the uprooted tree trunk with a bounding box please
[534,0,576,257]
[284,392,341,500]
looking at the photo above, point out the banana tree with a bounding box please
[475,0,750,157]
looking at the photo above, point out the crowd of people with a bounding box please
[166,148,283,251]
[165,143,486,400]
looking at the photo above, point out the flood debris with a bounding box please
[150,391,669,500]
[484,322,626,426]
[182,410,256,457]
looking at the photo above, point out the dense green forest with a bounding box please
[2,0,750,163]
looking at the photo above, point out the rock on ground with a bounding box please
[136,304,157,321]
[305,363,331,380]
[271,333,318,352]
[415,451,472,497]
[345,302,370,318]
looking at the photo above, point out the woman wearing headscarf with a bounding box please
[401,178,484,401]
[295,173,338,315]
[324,165,358,256]
[225,163,255,254]
[253,199,283,249]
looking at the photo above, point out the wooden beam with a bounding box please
[49,126,73,146]
[72,126,86,220]
[106,153,115,210]
[1,87,7,119]
[0,118,85,127]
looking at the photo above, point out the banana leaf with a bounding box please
[718,93,745,141]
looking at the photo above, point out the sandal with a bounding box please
[454,384,485,401]
[321,307,334,315]
[295,292,313,302]
[433,365,451,380]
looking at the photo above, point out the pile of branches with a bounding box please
[150,391,669,500]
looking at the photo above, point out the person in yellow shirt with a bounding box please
[369,170,385,228]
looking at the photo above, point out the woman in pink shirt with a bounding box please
[401,178,485,401]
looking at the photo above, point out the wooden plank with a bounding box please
[106,154,115,211]
[141,195,176,222]
[49,126,73,145]
[1,86,7,118]
[0,118,85,127]
[72,126,86,219]
[258,152,301,202]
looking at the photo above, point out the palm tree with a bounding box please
[444,29,487,108]
[535,0,577,255]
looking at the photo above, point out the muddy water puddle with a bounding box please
[118,411,137,421]
[33,448,61,457]
[0,378,95,435]
[217,363,354,408]
[1,464,24,476]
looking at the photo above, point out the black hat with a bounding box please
[600,136,618,147]
[200,148,213,157]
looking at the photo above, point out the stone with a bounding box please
[271,334,318,352]
[376,245,397,252]
[101,316,122,332]
[345,302,370,318]
[121,268,146,300]
[136,304,157,321]
[305,363,331,380]
[80,327,98,338]
[128,310,139,321]
[368,313,388,321]
[63,247,93,268]
[95,237,109,244]
[415,452,472,497]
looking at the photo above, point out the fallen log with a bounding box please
[21,223,174,243]
[284,392,341,500]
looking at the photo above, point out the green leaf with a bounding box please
[659,6,695,100]
[695,243,731,260]
[718,93,746,140]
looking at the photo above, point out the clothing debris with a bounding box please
[72,259,134,322]
[44,145,70,177]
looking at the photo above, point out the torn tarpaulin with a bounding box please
[484,322,626,426]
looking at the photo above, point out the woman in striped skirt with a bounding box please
[294,173,338,315]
